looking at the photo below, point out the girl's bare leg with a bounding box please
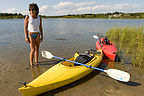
[35,34,40,65]
[29,35,36,67]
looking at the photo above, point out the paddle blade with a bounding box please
[105,69,130,82]
[93,35,99,39]
[41,51,53,59]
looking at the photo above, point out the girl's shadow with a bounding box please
[38,59,62,66]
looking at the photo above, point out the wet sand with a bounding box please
[0,50,144,96]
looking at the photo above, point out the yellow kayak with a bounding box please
[18,49,103,96]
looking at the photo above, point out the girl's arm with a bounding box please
[39,16,43,42]
[24,15,29,43]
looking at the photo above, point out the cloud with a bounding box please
[53,2,73,9]
[51,2,141,15]
[53,1,95,9]
[111,3,139,10]
[0,1,142,16]
[1,8,28,15]
[2,8,19,13]
[51,1,96,15]
[39,5,49,15]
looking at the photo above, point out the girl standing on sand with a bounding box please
[24,3,43,67]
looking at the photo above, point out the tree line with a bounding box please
[48,12,144,19]
[0,13,24,19]
[0,12,144,19]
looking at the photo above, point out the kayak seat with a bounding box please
[62,49,96,67]
[104,38,110,45]
[100,38,110,45]
[74,53,94,66]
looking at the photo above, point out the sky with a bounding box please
[0,0,144,16]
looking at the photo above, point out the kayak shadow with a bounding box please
[38,66,102,96]
[118,81,142,86]
[38,60,62,66]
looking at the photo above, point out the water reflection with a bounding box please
[30,60,62,79]
[31,66,41,79]
[102,57,114,68]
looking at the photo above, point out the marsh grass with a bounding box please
[105,26,144,69]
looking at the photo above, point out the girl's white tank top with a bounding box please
[28,14,40,32]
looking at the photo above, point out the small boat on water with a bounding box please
[96,37,120,62]
[18,49,103,96]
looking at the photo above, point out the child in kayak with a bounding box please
[24,3,43,67]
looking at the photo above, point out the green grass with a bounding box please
[105,26,144,69]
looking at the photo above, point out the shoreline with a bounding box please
[1,17,144,19]
[1,12,144,19]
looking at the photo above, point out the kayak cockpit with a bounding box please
[61,49,101,67]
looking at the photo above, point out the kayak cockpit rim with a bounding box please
[60,55,99,67]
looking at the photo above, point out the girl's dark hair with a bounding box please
[29,3,39,16]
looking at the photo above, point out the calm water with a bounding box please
[0,19,144,96]
[1,19,144,56]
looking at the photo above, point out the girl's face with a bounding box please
[29,8,37,15]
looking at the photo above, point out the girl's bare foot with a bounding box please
[35,62,39,66]
[30,63,34,67]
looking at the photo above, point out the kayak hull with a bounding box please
[19,49,103,96]
[96,38,117,61]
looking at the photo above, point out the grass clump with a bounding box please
[105,26,144,69]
